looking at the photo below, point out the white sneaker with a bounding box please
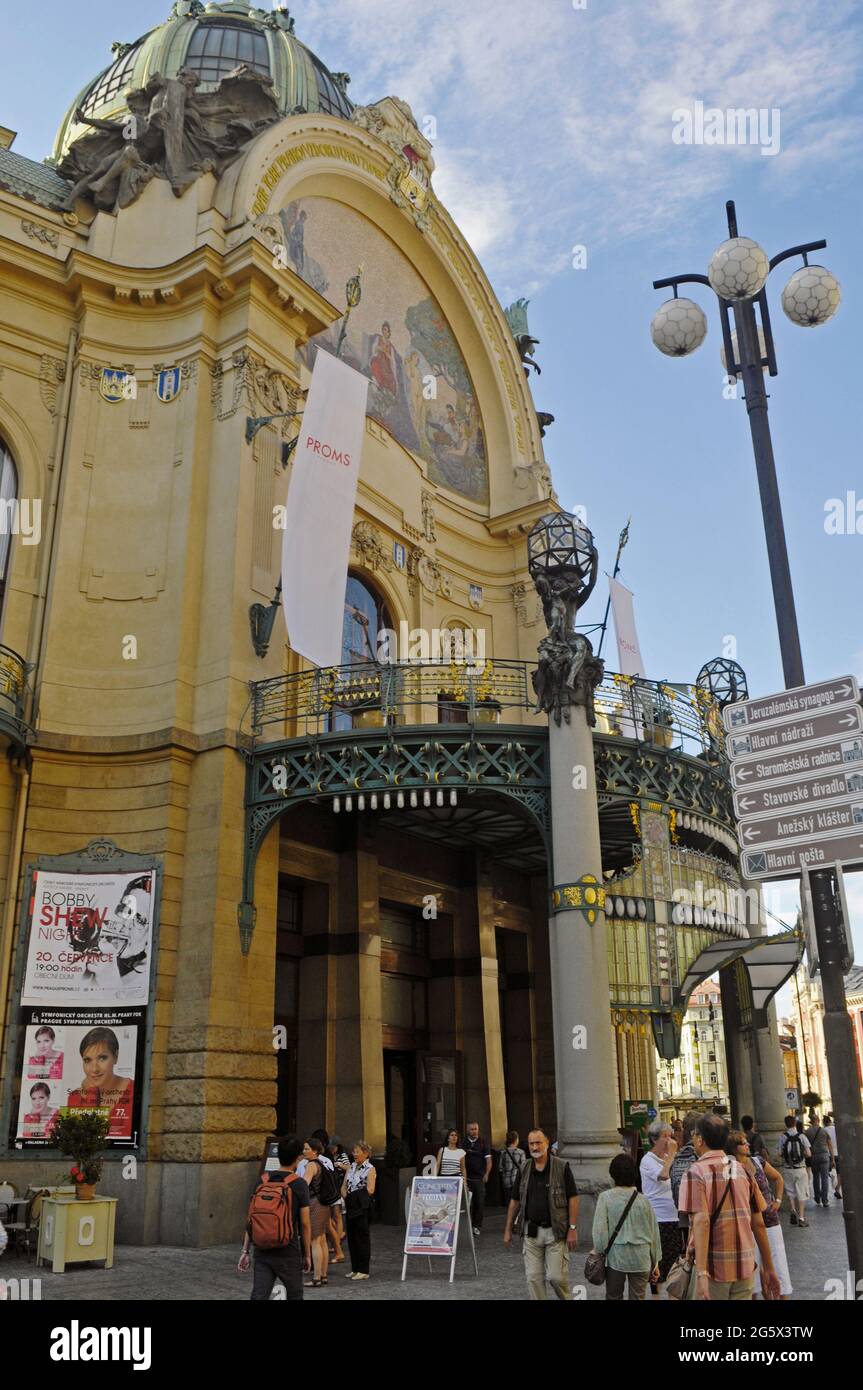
[352,1272,370,1280]
[473,1227,481,1236]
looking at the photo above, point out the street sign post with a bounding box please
[723,676,860,731]
[741,831,863,881]
[725,704,863,761]
[731,735,863,789]
[737,798,863,850]
[733,765,863,817]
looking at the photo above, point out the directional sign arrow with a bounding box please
[741,831,863,882]
[732,764,863,819]
[726,704,863,762]
[722,676,860,732]
[738,797,863,849]
[730,736,863,790]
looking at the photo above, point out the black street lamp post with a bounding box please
[651,201,863,1279]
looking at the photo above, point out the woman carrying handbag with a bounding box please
[588,1154,662,1300]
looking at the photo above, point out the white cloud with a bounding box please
[299,0,863,290]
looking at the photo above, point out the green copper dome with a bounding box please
[52,3,352,162]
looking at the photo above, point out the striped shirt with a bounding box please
[439,1147,465,1177]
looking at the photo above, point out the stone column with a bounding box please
[719,960,754,1122]
[546,672,621,1200]
[452,851,507,1143]
[334,830,386,1155]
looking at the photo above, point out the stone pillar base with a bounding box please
[558,1131,622,1243]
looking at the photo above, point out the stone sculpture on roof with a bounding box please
[59,64,282,214]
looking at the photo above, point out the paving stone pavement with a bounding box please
[3,1188,853,1301]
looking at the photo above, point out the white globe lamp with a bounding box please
[781,264,841,326]
[720,327,768,378]
[708,236,770,301]
[650,297,708,357]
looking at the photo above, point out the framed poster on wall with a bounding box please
[1,841,162,1159]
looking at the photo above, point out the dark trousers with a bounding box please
[467,1177,486,1229]
[251,1243,303,1301]
[346,1212,371,1273]
[606,1265,650,1301]
[812,1156,831,1204]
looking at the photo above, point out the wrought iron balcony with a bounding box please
[0,644,33,750]
[246,659,726,761]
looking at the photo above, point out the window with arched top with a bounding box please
[328,572,394,732]
[0,440,18,613]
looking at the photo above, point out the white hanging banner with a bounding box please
[281,351,369,668]
[609,576,645,678]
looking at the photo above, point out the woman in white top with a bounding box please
[639,1120,681,1292]
[436,1128,468,1181]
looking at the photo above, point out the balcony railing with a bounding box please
[247,659,726,762]
[0,643,32,748]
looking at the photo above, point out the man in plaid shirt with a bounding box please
[679,1114,780,1301]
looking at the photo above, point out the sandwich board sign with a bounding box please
[401,1176,477,1282]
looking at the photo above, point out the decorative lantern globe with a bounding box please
[696,657,749,709]
[707,236,770,301]
[650,297,707,356]
[527,512,598,608]
[781,265,841,327]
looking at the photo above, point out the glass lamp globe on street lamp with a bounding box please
[650,296,708,357]
[781,264,841,326]
[707,236,770,301]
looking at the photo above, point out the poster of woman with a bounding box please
[16,1017,140,1145]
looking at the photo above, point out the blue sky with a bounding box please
[3,0,861,967]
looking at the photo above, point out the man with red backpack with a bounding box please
[238,1135,312,1300]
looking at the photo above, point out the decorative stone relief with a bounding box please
[21,219,59,249]
[352,97,435,233]
[421,491,437,543]
[511,581,543,629]
[514,460,557,502]
[39,356,67,417]
[352,521,395,574]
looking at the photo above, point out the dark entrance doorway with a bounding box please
[384,1050,417,1162]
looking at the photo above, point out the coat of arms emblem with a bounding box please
[100,368,134,403]
[157,367,182,404]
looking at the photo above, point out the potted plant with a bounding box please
[50,1110,110,1200]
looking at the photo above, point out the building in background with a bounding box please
[778,1018,802,1097]
[790,966,863,1113]
[657,977,729,1117]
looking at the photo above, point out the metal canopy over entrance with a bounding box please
[678,928,803,1020]
[653,929,803,1061]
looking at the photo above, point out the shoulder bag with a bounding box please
[584,1190,638,1285]
[666,1163,734,1301]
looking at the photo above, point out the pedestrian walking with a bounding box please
[740,1114,767,1160]
[436,1128,467,1180]
[503,1128,578,1300]
[239,1135,312,1300]
[591,1153,661,1300]
[670,1110,703,1244]
[679,1114,780,1302]
[804,1115,835,1208]
[780,1115,811,1226]
[499,1129,527,1204]
[726,1130,792,1299]
[823,1115,842,1198]
[342,1140,376,1281]
[463,1120,492,1235]
[671,1119,684,1148]
[303,1137,339,1287]
[640,1120,681,1292]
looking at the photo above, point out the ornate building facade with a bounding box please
[0,2,791,1245]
